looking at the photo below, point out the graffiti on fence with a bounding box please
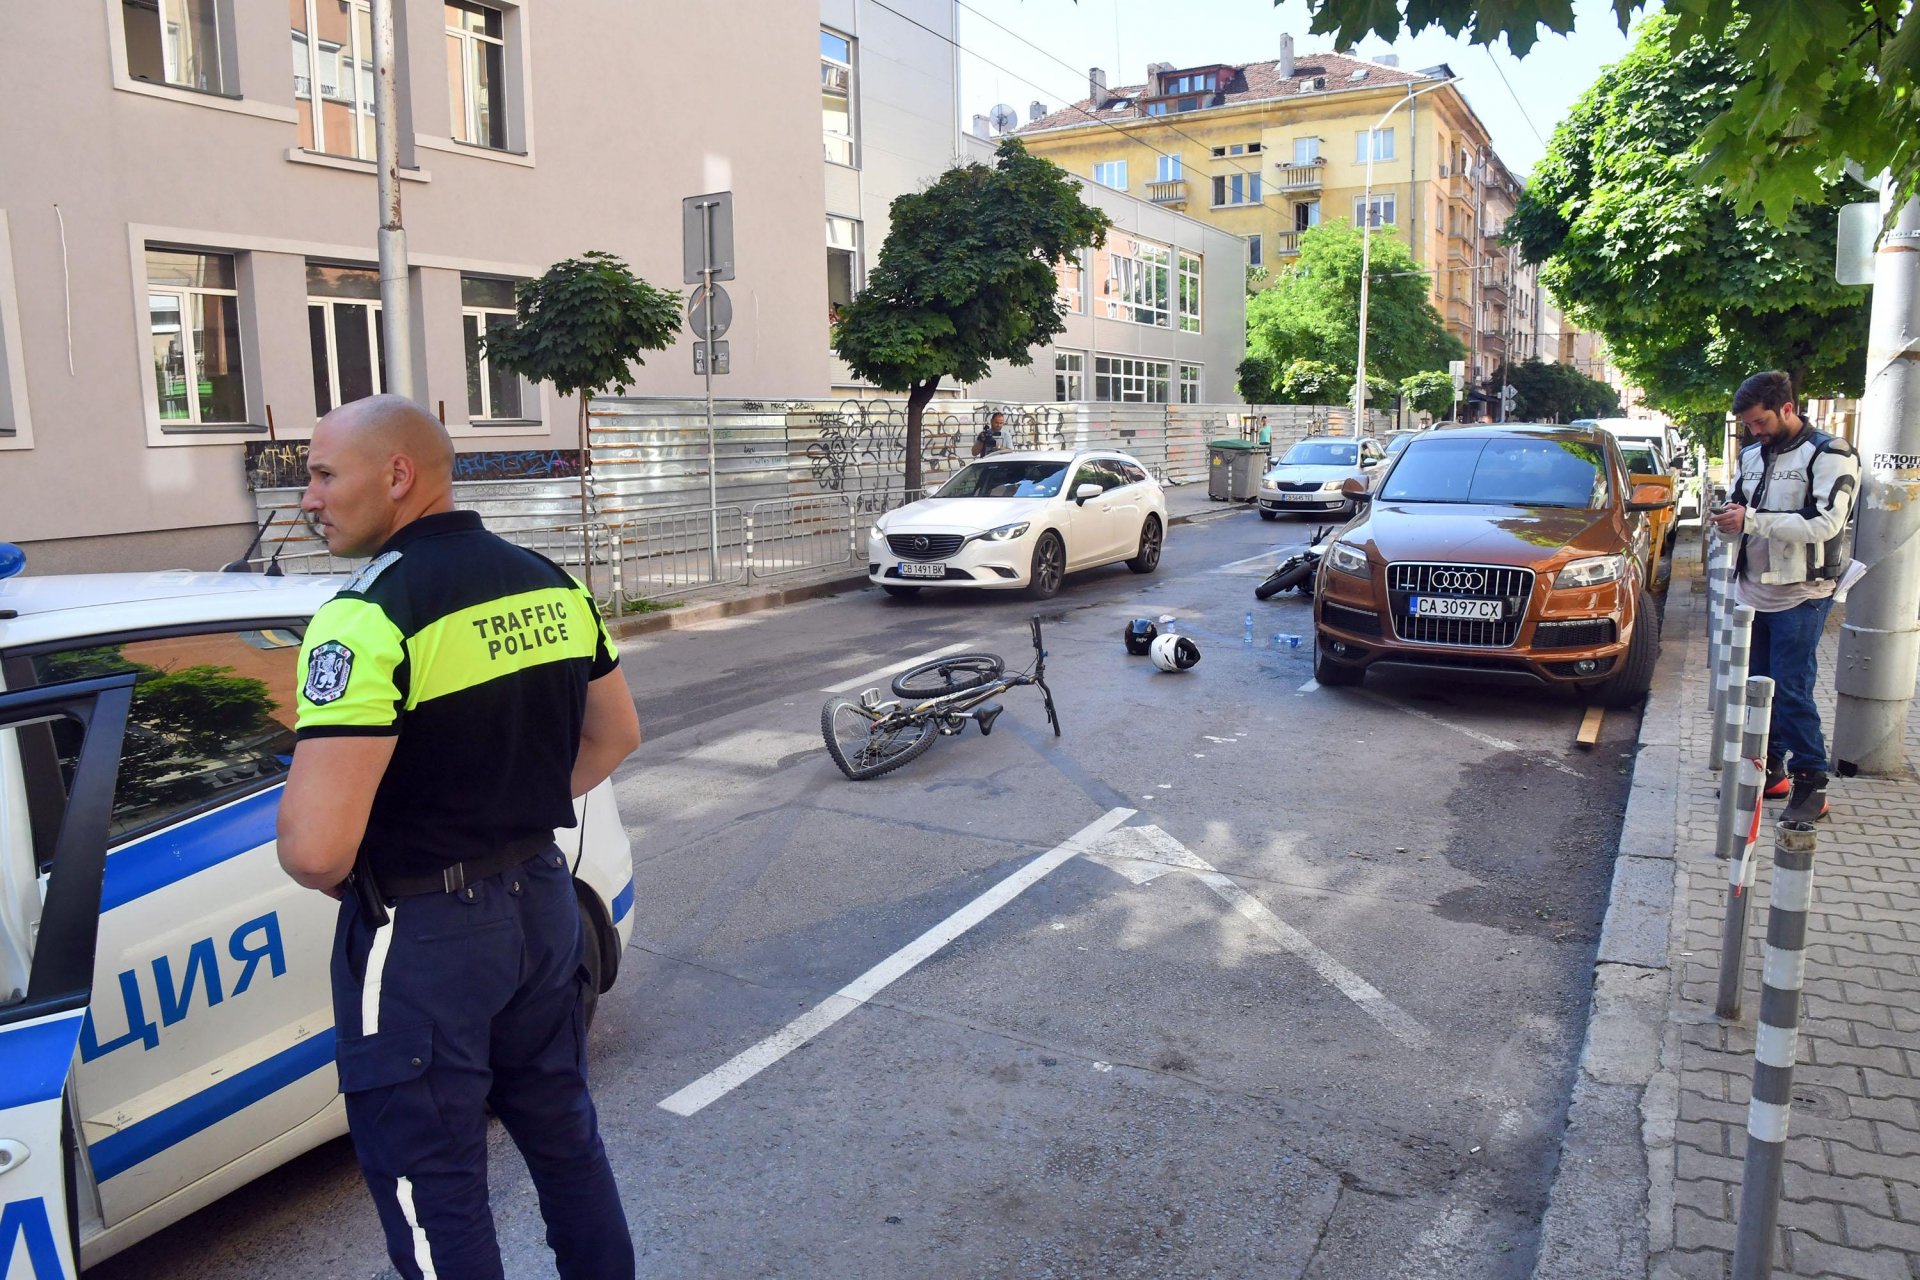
[245,442,581,490]
[802,400,1067,502]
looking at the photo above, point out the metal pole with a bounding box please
[1715,674,1775,1020]
[369,0,414,401]
[700,201,719,582]
[1730,818,1819,1279]
[1833,192,1920,776]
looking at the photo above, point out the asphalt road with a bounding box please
[94,507,1640,1279]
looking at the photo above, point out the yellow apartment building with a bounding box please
[1015,39,1542,396]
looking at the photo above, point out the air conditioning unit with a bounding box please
[1303,75,1326,91]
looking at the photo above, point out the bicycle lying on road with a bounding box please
[821,618,1063,781]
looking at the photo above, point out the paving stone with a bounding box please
[1839,1206,1920,1253]
[1779,1236,1911,1280]
[1673,1207,1737,1253]
[1678,1147,1750,1185]
[1652,1247,1729,1280]
[1777,1196,1846,1244]
[1676,1118,1732,1157]
[1829,1144,1920,1188]
[1673,1176,1734,1220]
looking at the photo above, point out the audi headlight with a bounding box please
[981,521,1031,542]
[1555,555,1625,589]
[1327,540,1369,578]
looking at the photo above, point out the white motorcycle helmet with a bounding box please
[1149,633,1201,672]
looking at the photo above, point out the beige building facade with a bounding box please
[2,1,834,572]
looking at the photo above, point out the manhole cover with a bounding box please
[1789,1083,1846,1120]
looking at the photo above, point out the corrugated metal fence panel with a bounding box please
[587,399,794,520]
[252,476,585,559]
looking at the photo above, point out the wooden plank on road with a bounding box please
[1577,706,1605,748]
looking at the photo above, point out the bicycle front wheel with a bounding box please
[821,697,938,780]
[889,653,1005,699]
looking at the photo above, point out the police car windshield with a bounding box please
[1281,441,1359,466]
[1381,437,1612,509]
[934,460,1068,499]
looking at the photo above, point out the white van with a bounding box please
[1576,417,1676,466]
[0,561,635,1273]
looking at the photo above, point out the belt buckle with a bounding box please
[442,862,468,894]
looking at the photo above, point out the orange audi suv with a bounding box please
[1311,423,1673,706]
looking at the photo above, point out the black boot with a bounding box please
[1782,770,1829,824]
[1762,756,1788,799]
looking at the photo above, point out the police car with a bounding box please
[0,552,635,1274]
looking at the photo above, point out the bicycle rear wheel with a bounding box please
[889,653,1004,699]
[821,697,938,780]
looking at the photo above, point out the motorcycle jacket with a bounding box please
[1728,425,1859,585]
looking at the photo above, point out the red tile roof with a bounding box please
[1017,52,1440,137]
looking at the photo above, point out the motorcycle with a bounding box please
[1254,525,1333,601]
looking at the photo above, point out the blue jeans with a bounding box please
[1748,596,1836,775]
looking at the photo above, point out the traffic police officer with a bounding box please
[278,394,641,1280]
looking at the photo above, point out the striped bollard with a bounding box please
[1730,819,1819,1280]
[1715,674,1775,1020]
[1710,600,1750,775]
[1706,538,1732,728]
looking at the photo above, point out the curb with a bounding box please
[1530,547,1702,1280]
[604,501,1250,639]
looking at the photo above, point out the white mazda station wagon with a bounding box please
[867,450,1168,599]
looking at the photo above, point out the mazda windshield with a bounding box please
[1280,440,1360,467]
[934,460,1069,499]
[1380,437,1611,509]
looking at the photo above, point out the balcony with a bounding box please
[1446,239,1471,270]
[1482,332,1509,357]
[1482,274,1509,303]
[1447,171,1472,202]
[1445,298,1473,328]
[1274,159,1326,192]
[1146,179,1188,207]
[1271,230,1303,256]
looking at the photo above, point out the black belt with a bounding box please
[377,834,555,899]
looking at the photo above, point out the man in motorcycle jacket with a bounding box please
[1708,371,1860,823]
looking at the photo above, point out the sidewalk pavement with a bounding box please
[607,478,1248,639]
[1535,530,1920,1279]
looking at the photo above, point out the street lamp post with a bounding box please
[1353,78,1459,434]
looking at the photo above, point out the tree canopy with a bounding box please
[833,138,1111,492]
[484,250,681,400]
[1298,0,1920,220]
[1503,14,1868,422]
[1239,220,1463,407]
[1493,358,1620,422]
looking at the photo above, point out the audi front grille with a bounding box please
[1386,562,1535,648]
[886,533,966,560]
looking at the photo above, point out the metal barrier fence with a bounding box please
[747,494,856,581]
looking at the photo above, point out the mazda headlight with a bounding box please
[869,523,886,540]
[1555,555,1625,589]
[1327,540,1369,578]
[981,521,1031,542]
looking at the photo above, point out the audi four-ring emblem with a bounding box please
[1428,568,1486,592]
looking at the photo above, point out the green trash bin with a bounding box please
[1207,439,1262,501]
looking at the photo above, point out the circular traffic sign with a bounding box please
[689,284,732,339]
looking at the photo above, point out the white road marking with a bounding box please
[1214,548,1300,573]
[1357,690,1586,779]
[657,807,1137,1117]
[681,728,824,770]
[1086,826,1431,1048]
[1297,678,1320,693]
[821,642,974,693]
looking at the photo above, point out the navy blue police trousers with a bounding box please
[331,847,634,1279]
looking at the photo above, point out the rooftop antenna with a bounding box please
[989,103,1019,134]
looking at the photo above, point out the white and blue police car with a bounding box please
[0,547,635,1274]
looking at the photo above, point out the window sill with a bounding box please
[414,135,535,167]
[825,157,861,172]
[110,74,299,124]
[154,422,271,446]
[468,418,544,429]
[285,149,432,181]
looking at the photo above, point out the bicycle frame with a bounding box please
[867,617,1061,738]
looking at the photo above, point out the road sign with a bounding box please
[682,191,735,284]
[1836,200,1878,286]
[1449,358,1467,395]
[694,340,730,376]
[689,284,732,339]
[1500,383,1518,407]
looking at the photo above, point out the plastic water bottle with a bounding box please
[1244,611,1254,644]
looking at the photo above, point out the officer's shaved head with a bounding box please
[303,395,458,557]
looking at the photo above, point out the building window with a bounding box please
[1295,200,1321,231]
[1092,160,1128,191]
[1178,252,1201,333]
[123,0,227,94]
[827,216,860,323]
[447,1,508,149]
[1293,137,1319,164]
[1247,141,1262,154]
[821,29,855,166]
[1227,143,1245,156]
[1247,234,1263,268]
[1211,172,1261,207]
[1177,97,1198,112]
[1146,101,1168,117]
[462,276,525,421]
[1354,194,1396,228]
[1355,127,1396,163]
[1093,355,1171,403]
[1055,351,1084,402]
[307,262,386,415]
[1055,249,1087,315]
[145,246,247,427]
[293,0,374,158]
[1179,363,1202,403]
[1104,237,1171,328]
[1155,154,1182,182]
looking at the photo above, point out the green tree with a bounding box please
[1500,15,1868,421]
[1492,359,1621,422]
[1399,369,1457,417]
[1297,0,1920,220]
[833,138,1111,493]
[1243,221,1463,413]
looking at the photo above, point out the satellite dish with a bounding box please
[989,102,1019,134]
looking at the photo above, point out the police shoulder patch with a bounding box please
[304,639,355,705]
[342,549,403,595]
